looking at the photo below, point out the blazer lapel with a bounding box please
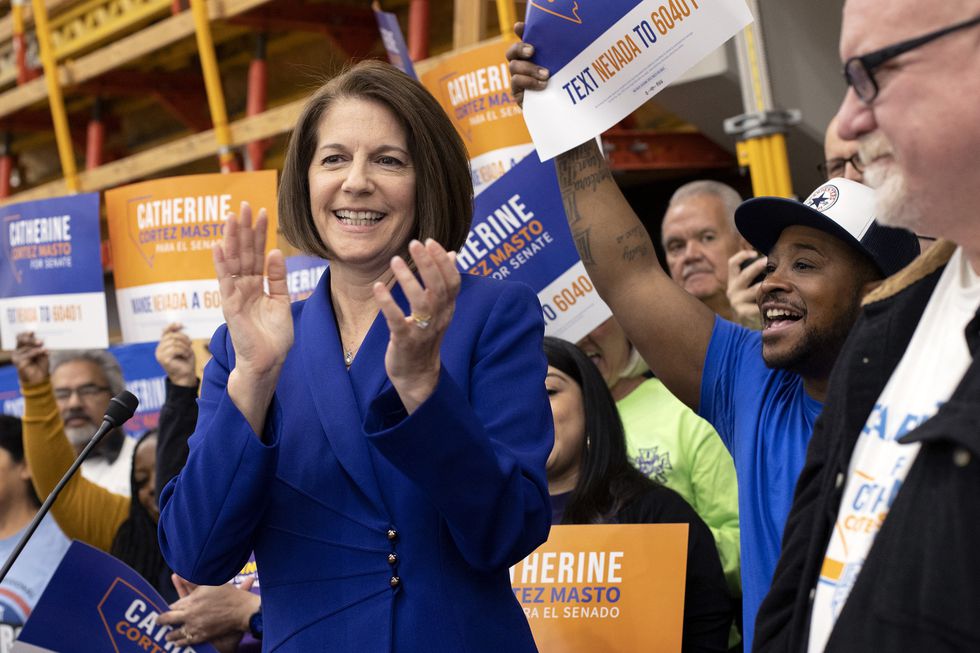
[299,268,389,514]
[347,283,410,414]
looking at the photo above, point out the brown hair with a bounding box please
[279,60,473,259]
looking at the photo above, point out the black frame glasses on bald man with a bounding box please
[844,13,980,103]
[818,154,863,180]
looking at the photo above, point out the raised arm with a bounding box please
[13,332,129,552]
[508,29,716,409]
[213,202,293,432]
[154,323,200,500]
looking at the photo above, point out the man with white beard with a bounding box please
[44,347,134,496]
[507,33,921,648]
[755,3,980,652]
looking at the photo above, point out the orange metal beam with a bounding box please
[602,129,736,172]
[408,0,429,61]
[85,114,105,169]
[246,33,268,170]
[0,133,12,198]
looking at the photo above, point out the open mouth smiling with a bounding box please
[334,209,385,226]
[761,303,804,331]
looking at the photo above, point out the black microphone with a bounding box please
[0,390,139,584]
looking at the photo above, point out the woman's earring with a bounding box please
[586,436,591,451]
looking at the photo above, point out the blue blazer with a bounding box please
[158,271,553,652]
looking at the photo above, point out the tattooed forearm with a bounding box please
[555,140,654,272]
[615,225,644,244]
[615,225,652,262]
[561,190,582,226]
[555,141,612,198]
[622,244,650,261]
[573,228,595,266]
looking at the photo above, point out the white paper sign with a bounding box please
[522,0,752,160]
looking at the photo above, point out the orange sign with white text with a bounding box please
[510,524,688,653]
[105,170,278,343]
[418,38,534,195]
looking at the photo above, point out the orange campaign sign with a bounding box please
[418,37,535,196]
[510,524,688,653]
[105,170,278,343]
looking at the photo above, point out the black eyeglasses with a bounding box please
[844,13,980,103]
[53,384,111,401]
[817,154,864,180]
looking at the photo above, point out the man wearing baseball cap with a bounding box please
[508,34,920,645]
[733,178,920,401]
[756,3,980,650]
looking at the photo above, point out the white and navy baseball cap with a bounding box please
[734,178,920,278]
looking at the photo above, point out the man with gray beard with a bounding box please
[755,3,980,651]
[36,342,134,496]
[507,31,921,648]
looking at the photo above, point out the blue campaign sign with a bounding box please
[457,150,577,285]
[457,150,610,342]
[0,364,21,417]
[1,193,103,298]
[113,342,167,436]
[0,342,165,437]
[522,0,638,73]
[374,8,417,79]
[284,254,328,303]
[15,540,218,653]
[1,193,109,349]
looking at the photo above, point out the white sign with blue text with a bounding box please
[522,0,752,160]
[0,194,109,350]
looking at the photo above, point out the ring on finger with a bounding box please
[411,313,432,329]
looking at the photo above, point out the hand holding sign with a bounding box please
[12,331,50,386]
[506,22,550,108]
[513,0,753,159]
[155,323,197,388]
[213,202,292,432]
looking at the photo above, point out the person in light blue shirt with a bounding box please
[0,415,70,644]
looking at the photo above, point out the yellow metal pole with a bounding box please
[766,138,779,196]
[11,0,24,36]
[496,0,517,39]
[189,0,238,172]
[767,133,793,198]
[31,0,80,192]
[756,138,774,197]
[12,0,28,84]
[734,17,794,198]
[745,138,766,198]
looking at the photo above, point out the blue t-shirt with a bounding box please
[699,317,821,651]
[0,514,70,649]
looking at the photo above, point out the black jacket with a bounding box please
[755,241,980,652]
[155,378,200,501]
[617,482,734,653]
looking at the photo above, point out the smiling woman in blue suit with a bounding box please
[157,60,554,653]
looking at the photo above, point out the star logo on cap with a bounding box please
[804,185,839,212]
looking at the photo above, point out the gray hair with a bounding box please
[48,349,125,396]
[667,180,743,230]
